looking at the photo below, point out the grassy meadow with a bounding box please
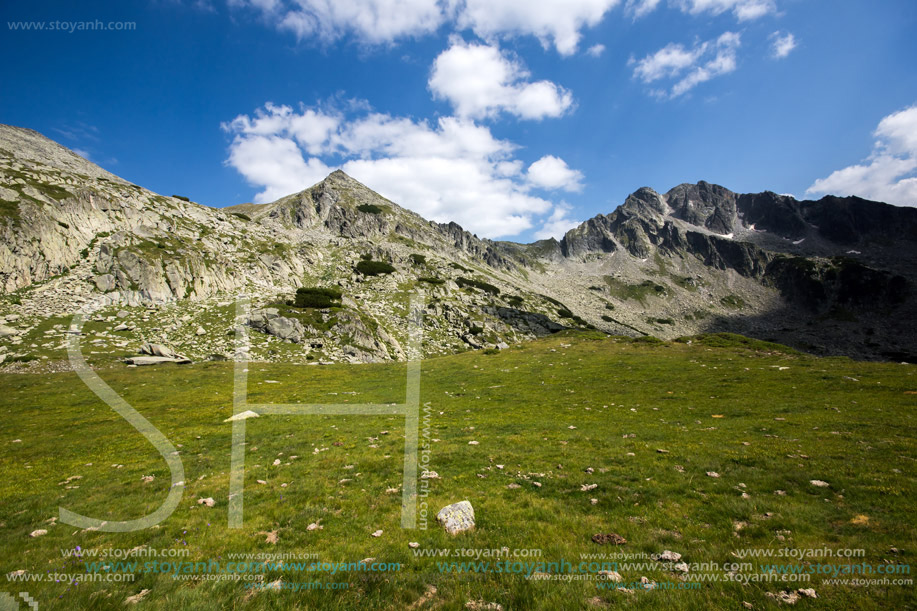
[0,331,915,609]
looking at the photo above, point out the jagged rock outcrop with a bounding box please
[3,123,917,363]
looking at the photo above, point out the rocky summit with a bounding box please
[1,123,916,369]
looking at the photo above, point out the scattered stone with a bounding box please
[581,483,598,491]
[224,410,259,422]
[29,529,48,537]
[195,326,206,336]
[654,550,682,562]
[307,522,322,531]
[125,589,151,604]
[506,483,521,489]
[797,588,817,599]
[590,498,598,505]
[420,470,440,479]
[765,590,800,605]
[409,585,437,609]
[706,471,720,478]
[465,601,502,611]
[371,530,383,537]
[597,570,623,582]
[810,480,830,488]
[468,440,479,445]
[197,497,215,507]
[408,542,420,549]
[437,500,475,535]
[592,533,627,545]
[656,449,669,454]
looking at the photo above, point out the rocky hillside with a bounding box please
[1,124,915,368]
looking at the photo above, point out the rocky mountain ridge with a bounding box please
[1,123,915,367]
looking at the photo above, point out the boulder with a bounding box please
[0,325,20,338]
[436,500,475,535]
[140,343,175,358]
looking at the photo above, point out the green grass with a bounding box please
[604,277,668,304]
[0,333,914,609]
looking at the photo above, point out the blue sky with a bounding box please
[1,0,915,241]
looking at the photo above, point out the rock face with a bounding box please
[436,501,475,535]
[2,123,917,364]
[247,309,305,343]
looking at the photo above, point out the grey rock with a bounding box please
[436,500,475,535]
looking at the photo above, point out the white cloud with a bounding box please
[428,39,573,120]
[676,0,776,21]
[223,102,584,237]
[230,0,618,53]
[527,155,584,191]
[534,202,582,239]
[807,104,917,207]
[769,31,796,59]
[274,0,445,44]
[632,31,741,98]
[586,43,606,57]
[224,133,333,202]
[624,0,662,19]
[454,0,620,56]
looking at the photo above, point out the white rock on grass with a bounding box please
[29,529,48,537]
[224,410,259,422]
[197,497,215,507]
[810,480,830,488]
[437,501,475,535]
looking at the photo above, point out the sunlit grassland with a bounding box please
[0,332,914,609]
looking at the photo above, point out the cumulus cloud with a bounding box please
[675,0,775,21]
[769,31,797,59]
[806,104,917,207]
[230,0,617,53]
[534,202,582,239]
[586,43,606,57]
[454,0,620,56]
[527,155,584,191]
[429,40,573,120]
[223,102,585,237]
[631,31,741,98]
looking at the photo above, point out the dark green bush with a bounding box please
[356,260,396,276]
[57,221,69,229]
[449,262,471,272]
[230,212,251,221]
[469,325,484,335]
[172,195,190,202]
[418,277,445,285]
[456,277,500,295]
[557,308,574,319]
[601,315,614,322]
[357,203,384,214]
[294,287,343,308]
[409,253,427,265]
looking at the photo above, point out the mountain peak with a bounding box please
[0,124,123,182]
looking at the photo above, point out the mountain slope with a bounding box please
[1,124,915,365]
